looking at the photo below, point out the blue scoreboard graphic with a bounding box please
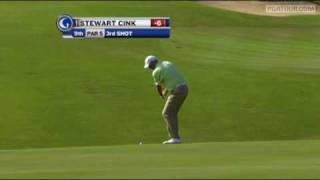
[56,15,170,38]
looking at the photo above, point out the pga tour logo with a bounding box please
[56,15,73,32]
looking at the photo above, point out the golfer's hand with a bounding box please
[162,89,168,96]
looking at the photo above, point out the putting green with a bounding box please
[1,140,320,178]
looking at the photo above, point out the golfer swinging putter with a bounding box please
[144,55,188,144]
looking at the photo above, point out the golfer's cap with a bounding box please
[144,55,157,69]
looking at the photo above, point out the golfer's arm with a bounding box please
[156,84,163,97]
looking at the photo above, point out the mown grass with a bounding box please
[1,140,320,178]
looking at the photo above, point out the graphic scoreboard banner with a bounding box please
[56,15,170,38]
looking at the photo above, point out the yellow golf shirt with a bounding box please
[152,61,186,91]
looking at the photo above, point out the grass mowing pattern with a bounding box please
[0,2,320,149]
[1,140,320,178]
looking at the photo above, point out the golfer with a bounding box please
[144,55,188,144]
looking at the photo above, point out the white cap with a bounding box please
[144,55,157,69]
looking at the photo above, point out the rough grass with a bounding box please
[0,1,320,149]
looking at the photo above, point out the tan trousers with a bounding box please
[162,84,188,139]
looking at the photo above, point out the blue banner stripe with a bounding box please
[62,28,170,38]
[166,19,170,27]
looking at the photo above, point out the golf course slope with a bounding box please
[0,1,320,149]
[1,140,320,179]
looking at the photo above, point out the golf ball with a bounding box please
[139,141,143,145]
